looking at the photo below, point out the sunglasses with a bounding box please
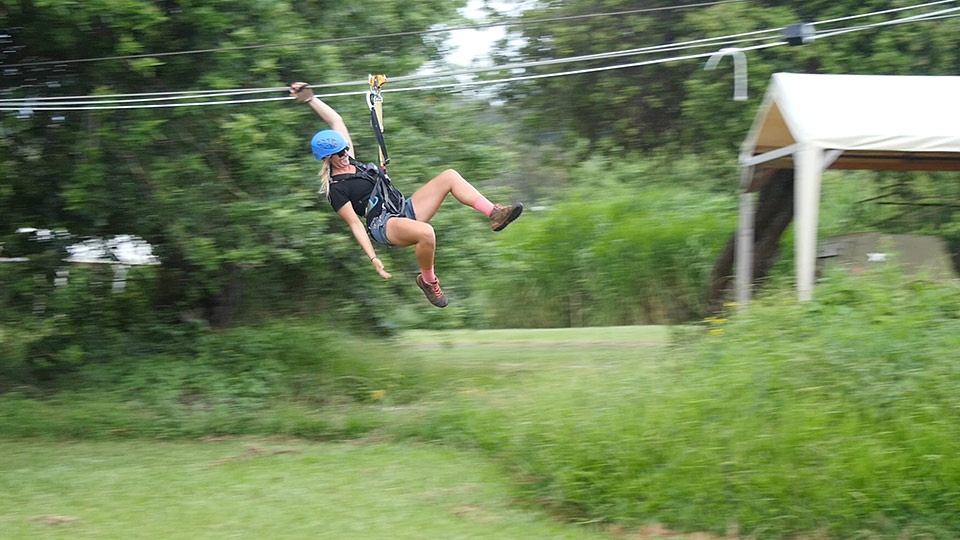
[333,148,349,158]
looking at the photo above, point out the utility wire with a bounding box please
[1,48,779,111]
[4,11,953,110]
[0,1,949,105]
[1,4,957,111]
[813,0,957,26]
[395,2,959,86]
[13,0,944,73]
[0,23,791,105]
[2,0,746,69]
[1,0,951,78]
[384,42,785,94]
[814,5,960,39]
[0,33,785,107]
[913,12,960,20]
[0,87,274,101]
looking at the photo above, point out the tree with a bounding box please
[492,0,960,158]
[0,0,480,327]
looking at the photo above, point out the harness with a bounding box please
[356,74,403,220]
[326,75,405,233]
[342,156,405,219]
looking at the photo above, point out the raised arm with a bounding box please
[289,82,354,158]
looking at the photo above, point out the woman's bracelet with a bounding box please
[370,256,378,261]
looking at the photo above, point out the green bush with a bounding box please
[412,267,960,538]
[483,179,734,327]
[0,319,428,440]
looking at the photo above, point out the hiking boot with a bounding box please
[416,273,448,308]
[489,203,524,232]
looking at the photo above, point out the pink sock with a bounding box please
[421,268,437,283]
[472,196,495,217]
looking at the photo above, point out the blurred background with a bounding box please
[1,0,959,372]
[3,4,960,538]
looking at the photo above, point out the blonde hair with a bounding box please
[317,157,332,197]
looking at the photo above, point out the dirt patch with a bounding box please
[30,515,80,526]
[411,341,664,350]
[207,444,302,467]
[449,504,501,523]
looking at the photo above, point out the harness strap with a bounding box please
[344,157,404,217]
[367,74,389,167]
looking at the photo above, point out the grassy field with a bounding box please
[0,439,619,540]
[0,327,672,540]
[399,326,669,347]
[4,269,960,540]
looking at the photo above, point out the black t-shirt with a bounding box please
[328,172,376,219]
[328,160,406,224]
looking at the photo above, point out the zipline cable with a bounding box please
[0,33,785,107]
[814,5,960,39]
[813,0,957,26]
[1,6,957,111]
[2,1,952,106]
[1,13,791,105]
[0,44,786,111]
[6,0,951,71]
[2,0,747,69]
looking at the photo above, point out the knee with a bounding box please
[418,223,436,246]
[439,169,463,182]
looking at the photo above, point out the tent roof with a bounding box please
[741,72,960,172]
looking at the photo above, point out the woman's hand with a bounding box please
[290,82,314,103]
[371,257,392,279]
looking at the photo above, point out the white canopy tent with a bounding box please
[735,72,960,304]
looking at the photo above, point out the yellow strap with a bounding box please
[368,74,388,166]
[368,74,388,89]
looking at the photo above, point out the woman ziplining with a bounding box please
[289,81,523,308]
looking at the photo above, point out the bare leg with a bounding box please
[387,216,449,307]
[385,217,436,270]
[409,169,485,223]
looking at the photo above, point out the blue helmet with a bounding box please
[310,129,349,160]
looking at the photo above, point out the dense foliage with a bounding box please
[481,154,737,326]
[3,268,959,538]
[0,0,492,383]
[3,2,960,537]
[497,0,960,154]
[411,267,960,539]
[0,0,482,324]
[3,0,960,380]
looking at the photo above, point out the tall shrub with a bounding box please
[482,167,735,326]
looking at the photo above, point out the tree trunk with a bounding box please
[208,263,242,328]
[708,169,795,311]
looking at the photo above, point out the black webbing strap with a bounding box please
[369,105,389,166]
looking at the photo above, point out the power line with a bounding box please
[384,42,785,95]
[2,0,746,69]
[1,1,949,104]
[0,49,770,111]
[0,21,790,106]
[815,5,960,40]
[1,4,957,112]
[0,88,280,105]
[813,0,957,26]
[0,33,787,109]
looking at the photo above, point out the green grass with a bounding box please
[0,327,674,539]
[0,439,614,540]
[389,269,960,539]
[4,268,960,539]
[400,325,668,346]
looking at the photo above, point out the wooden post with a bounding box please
[734,166,756,306]
[794,144,823,302]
